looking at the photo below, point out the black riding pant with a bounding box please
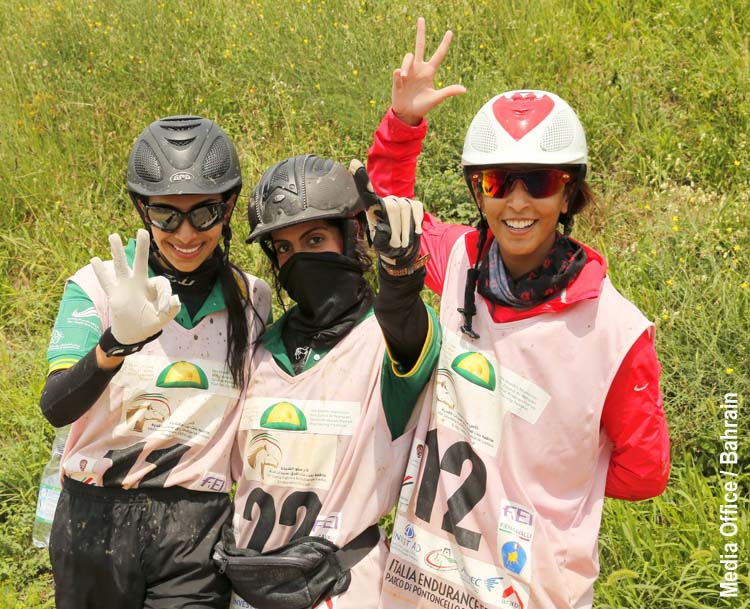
[50,478,231,609]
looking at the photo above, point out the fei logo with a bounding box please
[498,499,535,543]
[199,473,226,492]
[503,504,533,527]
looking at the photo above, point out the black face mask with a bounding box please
[278,252,373,349]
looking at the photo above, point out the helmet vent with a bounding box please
[203,138,231,179]
[133,141,162,182]
[274,165,289,185]
[468,112,497,153]
[540,111,575,152]
[159,116,203,131]
[166,137,196,147]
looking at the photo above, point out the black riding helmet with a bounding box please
[247,154,366,267]
[127,115,242,269]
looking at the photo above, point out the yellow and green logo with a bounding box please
[451,352,496,390]
[260,401,308,431]
[156,361,209,389]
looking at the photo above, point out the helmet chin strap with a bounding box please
[458,214,488,340]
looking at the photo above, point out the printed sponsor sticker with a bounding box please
[242,431,337,490]
[501,542,527,574]
[500,583,528,609]
[111,355,238,446]
[435,332,551,456]
[498,499,535,542]
[241,397,360,436]
[388,515,509,606]
[62,453,112,486]
[195,471,227,492]
[398,439,424,511]
[311,512,342,544]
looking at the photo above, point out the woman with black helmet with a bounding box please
[365,20,671,609]
[39,116,271,609]
[213,154,440,609]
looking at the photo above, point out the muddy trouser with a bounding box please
[50,477,232,609]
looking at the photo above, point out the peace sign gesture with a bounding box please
[91,228,181,352]
[392,17,466,126]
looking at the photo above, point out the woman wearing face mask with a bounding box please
[364,20,670,609]
[39,116,271,609]
[214,154,440,609]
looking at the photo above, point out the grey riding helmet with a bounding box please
[127,115,242,201]
[126,115,242,268]
[247,154,365,263]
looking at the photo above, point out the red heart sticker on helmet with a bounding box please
[492,92,554,141]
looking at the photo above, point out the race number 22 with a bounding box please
[243,489,322,552]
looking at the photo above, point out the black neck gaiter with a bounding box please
[279,252,373,351]
[149,248,222,318]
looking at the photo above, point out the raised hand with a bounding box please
[91,229,181,354]
[350,159,427,276]
[392,16,466,126]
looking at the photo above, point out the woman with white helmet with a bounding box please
[212,153,440,609]
[40,116,271,609]
[366,19,670,609]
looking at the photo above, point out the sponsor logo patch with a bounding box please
[260,401,308,431]
[424,547,458,571]
[71,307,98,318]
[246,432,282,480]
[501,542,527,574]
[156,361,209,390]
[451,352,497,390]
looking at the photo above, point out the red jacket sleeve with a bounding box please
[367,108,427,198]
[367,109,471,295]
[601,330,671,500]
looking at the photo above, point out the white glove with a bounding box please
[91,229,181,348]
[349,159,425,271]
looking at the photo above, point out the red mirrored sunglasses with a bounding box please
[471,168,572,199]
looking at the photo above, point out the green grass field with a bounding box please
[1,0,748,607]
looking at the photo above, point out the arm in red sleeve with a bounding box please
[601,330,671,500]
[367,109,472,295]
[367,108,427,198]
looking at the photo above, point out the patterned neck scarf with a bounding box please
[478,233,586,309]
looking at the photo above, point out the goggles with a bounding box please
[141,199,227,233]
[471,168,572,199]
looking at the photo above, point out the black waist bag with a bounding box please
[213,524,380,609]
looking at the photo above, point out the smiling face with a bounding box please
[270,219,345,268]
[479,179,569,279]
[142,193,234,273]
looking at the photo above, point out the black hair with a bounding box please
[559,176,593,235]
[218,222,268,390]
[220,261,250,389]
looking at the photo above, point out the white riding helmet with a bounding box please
[461,90,587,168]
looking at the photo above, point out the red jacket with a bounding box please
[367,109,670,500]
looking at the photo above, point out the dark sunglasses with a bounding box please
[141,199,227,233]
[472,168,572,199]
